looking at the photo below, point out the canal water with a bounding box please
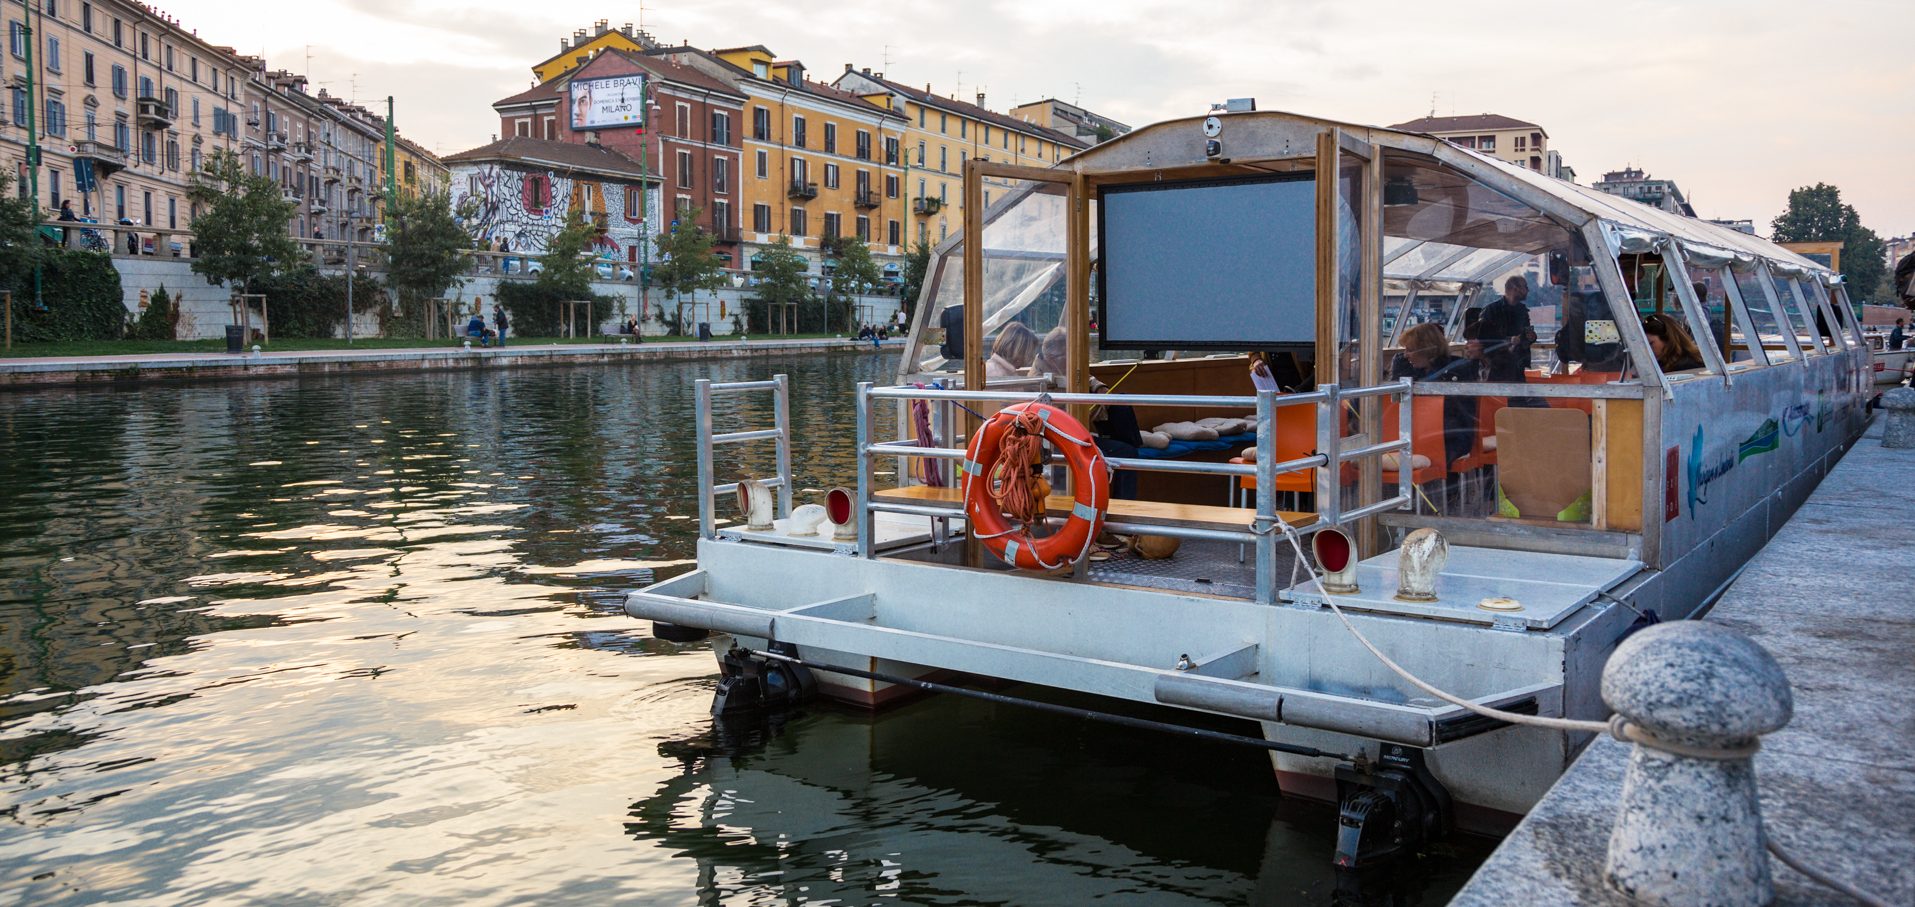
[0,354,1492,905]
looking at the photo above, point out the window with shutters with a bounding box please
[711,111,731,145]
[755,149,767,178]
[823,122,836,154]
[753,203,771,233]
[792,115,806,148]
[677,150,693,189]
[823,212,839,239]
[887,219,899,246]
[523,174,551,213]
[790,207,807,237]
[854,130,870,160]
[823,163,838,189]
[752,106,770,141]
[885,174,898,198]
[675,103,690,136]
[855,215,869,242]
[884,137,898,165]
[713,157,729,193]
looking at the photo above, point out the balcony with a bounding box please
[267,132,289,151]
[854,189,880,210]
[288,142,314,163]
[136,96,173,129]
[323,165,342,184]
[70,140,129,175]
[787,180,819,200]
[309,200,329,215]
[913,197,943,216]
[713,224,742,243]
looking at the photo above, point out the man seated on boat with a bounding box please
[1642,313,1705,374]
[1389,323,1481,467]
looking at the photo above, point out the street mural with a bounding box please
[450,162,650,262]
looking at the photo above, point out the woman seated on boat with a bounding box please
[1642,313,1705,374]
[1389,322,1480,466]
[986,322,1040,378]
[1032,327,1141,498]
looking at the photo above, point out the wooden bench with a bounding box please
[872,485,1312,532]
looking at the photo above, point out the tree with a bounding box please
[385,189,471,306]
[748,236,813,334]
[829,236,883,331]
[1771,183,1889,303]
[536,207,597,300]
[899,240,933,322]
[0,173,45,296]
[651,205,728,331]
[187,148,303,293]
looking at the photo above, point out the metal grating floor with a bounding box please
[1086,537,1298,599]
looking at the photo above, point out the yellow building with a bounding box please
[531,20,657,83]
[649,45,910,275]
[392,135,449,197]
[833,69,1090,248]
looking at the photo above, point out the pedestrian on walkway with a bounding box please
[493,303,509,347]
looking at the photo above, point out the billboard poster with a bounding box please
[570,75,646,131]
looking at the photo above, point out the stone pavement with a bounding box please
[1451,418,1915,905]
[0,337,903,388]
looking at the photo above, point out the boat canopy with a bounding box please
[900,109,1844,383]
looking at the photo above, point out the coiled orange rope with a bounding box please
[988,409,1049,526]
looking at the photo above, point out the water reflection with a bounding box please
[0,355,1486,904]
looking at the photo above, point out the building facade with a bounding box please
[2,0,440,248]
[833,68,1089,249]
[532,19,659,83]
[1390,113,1572,180]
[489,48,745,269]
[393,135,448,197]
[445,136,657,265]
[1008,97,1130,145]
[1592,167,1697,217]
[3,0,254,237]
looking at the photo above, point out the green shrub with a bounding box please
[128,285,179,340]
[496,281,615,338]
[250,268,386,339]
[3,249,126,342]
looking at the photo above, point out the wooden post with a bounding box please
[1357,145,1384,552]
[1066,172,1091,405]
[1314,129,1339,389]
[962,158,985,395]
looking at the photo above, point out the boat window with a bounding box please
[1797,277,1847,351]
[1731,266,1793,361]
[1690,263,1763,368]
[909,180,1073,383]
[1827,283,1863,346]
[1333,155,1365,386]
[1770,269,1824,355]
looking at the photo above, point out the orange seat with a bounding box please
[1449,396,1507,474]
[1231,402,1321,508]
[1380,395,1449,487]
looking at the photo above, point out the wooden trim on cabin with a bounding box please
[1357,150,1384,554]
[1314,130,1339,388]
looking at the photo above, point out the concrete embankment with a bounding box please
[0,337,902,389]
[1451,418,1914,905]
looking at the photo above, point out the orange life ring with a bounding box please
[962,402,1109,570]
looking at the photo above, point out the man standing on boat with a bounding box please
[1891,318,1906,351]
[1478,276,1540,402]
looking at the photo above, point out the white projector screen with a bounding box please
[1096,174,1317,350]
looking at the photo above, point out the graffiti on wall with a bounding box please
[450,162,653,262]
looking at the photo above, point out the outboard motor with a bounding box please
[1332,743,1453,869]
[711,644,817,716]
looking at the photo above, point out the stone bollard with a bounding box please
[1882,386,1915,449]
[1602,621,1792,907]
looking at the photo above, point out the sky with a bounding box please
[158,0,1915,237]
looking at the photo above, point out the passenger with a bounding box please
[466,313,490,347]
[1476,275,1537,383]
[1556,290,1626,373]
[986,322,1039,378]
[1642,313,1705,373]
[1891,319,1906,351]
[1032,327,1068,384]
[1389,323,1479,465]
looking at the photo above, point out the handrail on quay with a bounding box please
[848,378,1418,604]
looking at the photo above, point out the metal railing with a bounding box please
[850,379,1416,604]
[694,376,794,540]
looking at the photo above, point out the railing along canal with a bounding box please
[694,376,794,539]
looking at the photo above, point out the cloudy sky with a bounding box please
[160,0,1912,235]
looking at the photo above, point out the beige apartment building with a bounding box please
[1390,113,1573,181]
[4,0,442,246]
[4,0,253,239]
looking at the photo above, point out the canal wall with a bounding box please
[0,337,905,389]
[110,257,906,341]
[1450,417,1913,905]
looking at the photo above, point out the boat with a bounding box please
[626,108,1868,862]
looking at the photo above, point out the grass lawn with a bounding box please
[0,332,863,359]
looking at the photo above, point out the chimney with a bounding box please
[844,63,853,72]
[595,19,609,34]
[861,67,871,76]
[559,37,569,51]
[976,92,986,109]
[622,23,633,37]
